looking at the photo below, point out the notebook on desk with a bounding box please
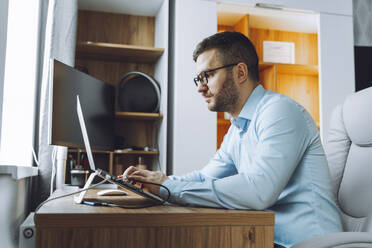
[74,95,163,204]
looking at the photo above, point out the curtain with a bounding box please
[31,0,77,209]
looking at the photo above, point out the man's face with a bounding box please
[195,49,239,113]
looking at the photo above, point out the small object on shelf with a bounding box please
[115,157,124,175]
[136,156,147,170]
[117,71,161,113]
[68,154,76,170]
[70,169,89,188]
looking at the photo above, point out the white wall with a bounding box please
[154,0,169,173]
[0,0,9,142]
[169,0,217,175]
[318,13,355,141]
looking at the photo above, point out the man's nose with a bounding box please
[197,84,208,93]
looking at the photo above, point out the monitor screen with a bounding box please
[48,59,115,151]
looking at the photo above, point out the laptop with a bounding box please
[74,95,164,204]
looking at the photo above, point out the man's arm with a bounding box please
[127,100,312,209]
[169,145,238,182]
[123,134,237,193]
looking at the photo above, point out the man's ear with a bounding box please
[236,62,249,84]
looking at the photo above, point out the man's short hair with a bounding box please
[193,31,259,82]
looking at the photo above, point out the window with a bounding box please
[0,0,41,166]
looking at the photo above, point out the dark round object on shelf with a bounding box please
[117,71,161,113]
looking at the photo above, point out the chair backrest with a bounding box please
[326,86,372,232]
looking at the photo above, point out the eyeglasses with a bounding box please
[193,63,238,87]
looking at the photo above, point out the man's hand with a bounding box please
[123,166,168,195]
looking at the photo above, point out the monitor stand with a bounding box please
[74,171,99,204]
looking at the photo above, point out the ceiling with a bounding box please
[218,3,318,34]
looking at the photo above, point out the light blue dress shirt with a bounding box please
[160,84,342,247]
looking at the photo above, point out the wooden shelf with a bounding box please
[76,42,165,63]
[114,150,159,155]
[116,112,163,120]
[68,149,111,154]
[259,62,275,71]
[277,64,318,76]
[259,63,318,76]
[259,62,318,76]
[69,149,159,155]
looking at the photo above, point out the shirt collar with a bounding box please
[231,84,266,131]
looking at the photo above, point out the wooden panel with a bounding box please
[217,120,231,149]
[37,226,231,248]
[255,226,275,248]
[277,74,319,123]
[217,25,235,32]
[277,64,318,76]
[233,15,250,37]
[115,119,154,148]
[109,152,114,174]
[249,28,318,66]
[77,10,155,47]
[76,42,164,63]
[231,226,274,248]
[156,226,231,248]
[259,64,276,91]
[75,59,154,87]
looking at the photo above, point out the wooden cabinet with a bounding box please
[217,12,319,148]
[68,1,168,176]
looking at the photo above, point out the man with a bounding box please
[124,31,342,247]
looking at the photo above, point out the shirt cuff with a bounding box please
[159,179,179,201]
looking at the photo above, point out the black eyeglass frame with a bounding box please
[193,63,238,87]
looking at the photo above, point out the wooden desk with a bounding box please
[35,189,274,248]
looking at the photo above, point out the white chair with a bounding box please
[293,87,372,248]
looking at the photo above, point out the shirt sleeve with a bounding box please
[159,126,238,199]
[160,100,312,210]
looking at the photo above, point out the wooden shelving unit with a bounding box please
[67,8,168,176]
[76,42,164,63]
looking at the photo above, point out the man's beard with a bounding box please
[209,71,239,113]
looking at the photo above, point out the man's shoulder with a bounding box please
[255,90,317,134]
[258,90,302,114]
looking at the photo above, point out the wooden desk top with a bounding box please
[35,189,274,228]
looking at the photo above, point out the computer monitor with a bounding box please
[48,59,115,151]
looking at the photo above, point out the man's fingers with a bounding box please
[123,166,138,177]
[127,175,146,182]
[131,170,149,177]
